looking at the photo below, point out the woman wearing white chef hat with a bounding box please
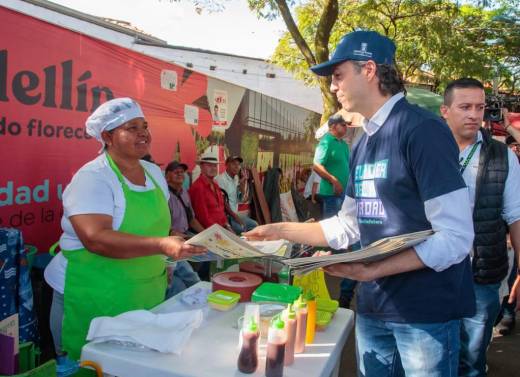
[44,98,206,364]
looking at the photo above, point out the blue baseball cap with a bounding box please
[310,30,396,76]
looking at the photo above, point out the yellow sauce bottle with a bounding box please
[305,292,317,344]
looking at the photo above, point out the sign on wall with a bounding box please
[0,7,215,250]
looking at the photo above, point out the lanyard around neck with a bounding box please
[459,141,481,174]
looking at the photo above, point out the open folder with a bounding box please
[283,229,433,275]
[184,224,432,273]
[184,224,290,262]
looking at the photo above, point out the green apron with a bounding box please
[61,153,171,362]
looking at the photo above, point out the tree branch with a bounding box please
[274,0,339,120]
[274,0,316,66]
[314,0,338,65]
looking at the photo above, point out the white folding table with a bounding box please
[81,282,354,377]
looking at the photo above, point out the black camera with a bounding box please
[484,96,503,122]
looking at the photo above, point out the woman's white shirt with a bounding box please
[44,154,169,293]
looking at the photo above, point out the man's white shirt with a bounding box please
[319,92,475,272]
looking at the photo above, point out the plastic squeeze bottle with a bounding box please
[305,292,317,344]
[294,295,308,353]
[278,266,290,284]
[283,304,297,366]
[237,316,260,373]
[265,317,287,377]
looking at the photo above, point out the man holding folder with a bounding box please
[245,30,475,377]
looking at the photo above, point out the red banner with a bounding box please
[0,7,213,251]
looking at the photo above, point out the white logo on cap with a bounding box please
[353,42,373,58]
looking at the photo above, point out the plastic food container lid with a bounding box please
[251,282,302,304]
[207,290,241,306]
[316,298,339,313]
[316,310,333,328]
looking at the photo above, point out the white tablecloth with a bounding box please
[81,282,355,377]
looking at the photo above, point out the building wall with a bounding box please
[1,0,323,114]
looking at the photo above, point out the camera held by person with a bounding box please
[484,95,504,122]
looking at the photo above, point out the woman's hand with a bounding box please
[160,236,207,260]
[243,224,281,241]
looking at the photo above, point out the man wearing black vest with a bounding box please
[246,31,476,376]
[440,78,520,377]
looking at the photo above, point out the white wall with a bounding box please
[134,45,323,114]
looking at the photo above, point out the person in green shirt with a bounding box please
[313,113,356,309]
[313,113,350,219]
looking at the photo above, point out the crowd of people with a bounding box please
[42,29,519,377]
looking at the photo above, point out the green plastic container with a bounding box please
[0,359,56,377]
[251,283,302,304]
[316,310,333,331]
[207,290,241,311]
[316,298,339,313]
[18,342,38,373]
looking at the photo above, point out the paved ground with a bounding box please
[324,276,520,376]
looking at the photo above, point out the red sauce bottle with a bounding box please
[237,317,260,374]
[265,317,287,377]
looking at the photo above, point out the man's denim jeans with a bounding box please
[356,313,461,377]
[459,282,501,377]
[166,260,201,299]
[229,214,258,235]
[321,194,344,219]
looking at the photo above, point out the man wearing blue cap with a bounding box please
[245,30,475,376]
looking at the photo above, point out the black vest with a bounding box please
[472,130,509,284]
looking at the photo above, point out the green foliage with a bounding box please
[269,0,519,94]
[247,0,280,19]
[240,131,260,166]
[195,133,210,155]
[249,0,341,120]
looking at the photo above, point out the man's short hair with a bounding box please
[165,161,188,172]
[352,61,405,97]
[443,78,484,106]
[225,155,243,164]
[328,114,347,126]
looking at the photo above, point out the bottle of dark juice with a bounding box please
[265,317,287,377]
[237,317,260,374]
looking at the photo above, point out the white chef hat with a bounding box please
[86,97,145,151]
